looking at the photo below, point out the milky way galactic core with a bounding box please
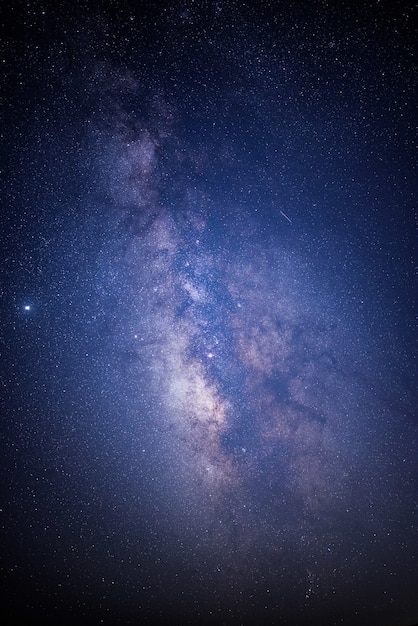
[2,2,417,625]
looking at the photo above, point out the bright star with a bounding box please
[23,305,31,311]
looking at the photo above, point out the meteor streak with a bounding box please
[280,210,292,224]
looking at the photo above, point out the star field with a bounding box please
[1,2,417,625]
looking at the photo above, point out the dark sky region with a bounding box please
[1,1,417,625]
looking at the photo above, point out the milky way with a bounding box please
[2,2,417,625]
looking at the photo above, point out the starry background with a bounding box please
[1,1,417,625]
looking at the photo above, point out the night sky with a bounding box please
[1,1,417,625]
